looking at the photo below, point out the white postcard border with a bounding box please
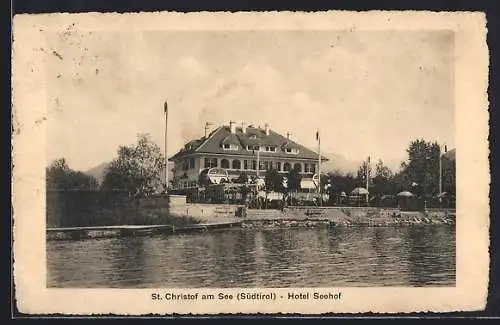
[12,11,489,314]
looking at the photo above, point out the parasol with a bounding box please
[397,191,414,197]
[351,187,369,195]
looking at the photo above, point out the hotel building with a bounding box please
[169,121,329,190]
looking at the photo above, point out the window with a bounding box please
[293,163,302,172]
[247,145,262,151]
[232,160,241,169]
[204,158,218,168]
[263,161,269,170]
[283,162,291,172]
[304,163,310,173]
[244,160,248,170]
[266,146,276,152]
[252,160,257,170]
[276,162,281,171]
[189,158,195,169]
[285,148,299,154]
[223,143,239,150]
[221,159,230,169]
[311,164,316,174]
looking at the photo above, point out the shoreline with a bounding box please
[46,207,455,241]
[243,207,455,227]
[167,200,456,224]
[242,216,455,230]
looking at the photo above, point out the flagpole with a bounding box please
[366,156,370,204]
[317,129,321,207]
[164,101,168,193]
[256,149,260,178]
[318,132,321,196]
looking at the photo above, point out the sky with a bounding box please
[45,29,455,172]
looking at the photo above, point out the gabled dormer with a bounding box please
[220,134,240,151]
[281,141,300,154]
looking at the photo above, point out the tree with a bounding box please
[198,169,210,187]
[401,139,441,197]
[234,172,249,184]
[391,138,456,205]
[286,166,302,193]
[46,158,98,190]
[375,159,393,179]
[264,168,283,192]
[356,161,373,188]
[371,159,395,197]
[101,134,166,198]
[327,171,357,194]
[46,158,71,190]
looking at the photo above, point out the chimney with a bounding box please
[264,123,270,136]
[229,120,236,134]
[241,122,247,134]
[204,122,213,138]
[286,132,291,140]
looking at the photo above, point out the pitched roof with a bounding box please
[220,133,240,146]
[170,125,329,161]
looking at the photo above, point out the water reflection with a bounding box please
[107,237,147,286]
[47,226,456,288]
[406,226,456,286]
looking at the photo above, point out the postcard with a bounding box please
[12,11,489,314]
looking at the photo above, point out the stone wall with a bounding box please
[138,194,244,223]
[245,207,455,226]
[138,195,455,226]
[169,203,244,222]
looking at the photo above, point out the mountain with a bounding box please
[84,162,109,184]
[321,152,405,175]
[321,152,362,175]
[84,161,175,185]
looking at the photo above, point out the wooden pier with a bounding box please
[46,220,243,241]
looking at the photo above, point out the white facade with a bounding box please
[172,154,321,190]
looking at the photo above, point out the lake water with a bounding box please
[47,226,455,288]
